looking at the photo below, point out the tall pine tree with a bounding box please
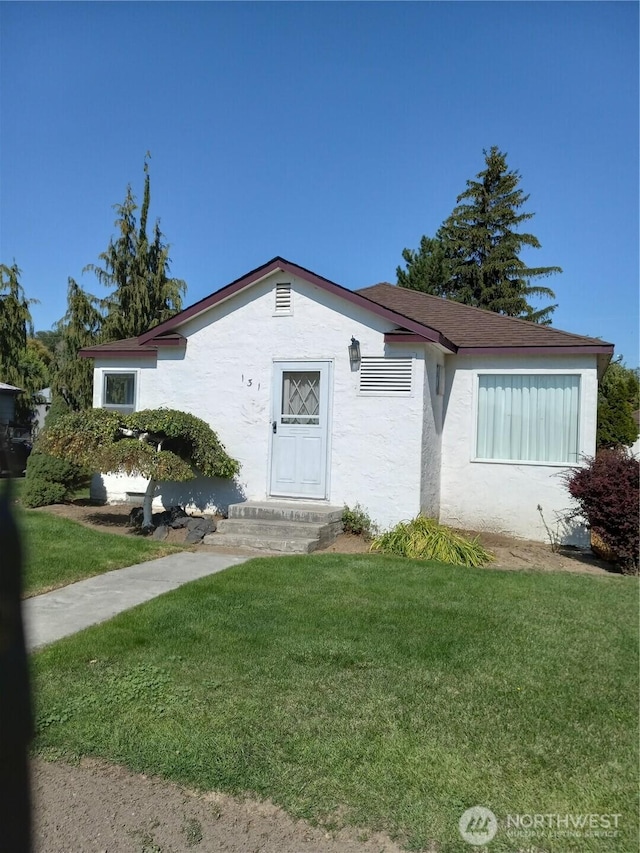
[398,147,561,324]
[0,263,36,420]
[52,278,103,412]
[86,156,186,341]
[396,235,450,296]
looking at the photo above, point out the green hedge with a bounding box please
[22,452,84,508]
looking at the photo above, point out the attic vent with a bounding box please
[274,283,292,315]
[359,357,413,396]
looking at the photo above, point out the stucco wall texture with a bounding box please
[439,354,598,544]
[93,273,430,531]
[92,274,600,542]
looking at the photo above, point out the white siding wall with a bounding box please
[439,354,599,544]
[92,272,431,531]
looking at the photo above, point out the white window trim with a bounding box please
[101,369,138,414]
[470,369,583,468]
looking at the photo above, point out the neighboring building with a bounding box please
[33,387,52,436]
[0,382,22,426]
[80,257,614,543]
[0,382,28,476]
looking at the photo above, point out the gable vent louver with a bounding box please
[359,357,413,396]
[274,283,292,315]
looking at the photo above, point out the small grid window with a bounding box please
[103,373,136,414]
[359,357,413,396]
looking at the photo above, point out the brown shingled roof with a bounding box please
[79,333,186,358]
[79,258,614,361]
[358,283,613,352]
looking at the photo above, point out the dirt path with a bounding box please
[32,758,405,853]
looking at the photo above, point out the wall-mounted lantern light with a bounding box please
[348,336,361,370]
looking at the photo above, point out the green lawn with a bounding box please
[32,555,638,852]
[19,510,182,597]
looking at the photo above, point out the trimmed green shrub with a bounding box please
[371,516,494,567]
[342,504,379,539]
[43,395,71,429]
[39,407,240,482]
[21,477,67,508]
[565,448,639,574]
[22,452,84,508]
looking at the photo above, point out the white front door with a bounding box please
[270,361,331,499]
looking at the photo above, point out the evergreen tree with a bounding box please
[21,338,52,396]
[597,357,640,449]
[0,263,36,420]
[399,147,561,323]
[396,235,450,296]
[87,156,185,341]
[34,329,63,357]
[51,278,103,412]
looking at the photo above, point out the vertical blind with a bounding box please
[476,374,580,463]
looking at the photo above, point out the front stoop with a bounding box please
[203,501,344,553]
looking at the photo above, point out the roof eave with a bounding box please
[137,257,292,343]
[78,347,158,359]
[79,333,187,360]
[384,331,457,351]
[135,257,459,352]
[456,344,615,356]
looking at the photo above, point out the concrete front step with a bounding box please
[203,532,323,554]
[205,501,344,553]
[216,518,341,540]
[227,500,343,524]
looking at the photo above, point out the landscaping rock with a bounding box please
[184,516,216,544]
[152,524,169,541]
[185,529,204,544]
[129,505,189,532]
[128,507,144,528]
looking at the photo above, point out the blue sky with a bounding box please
[1,2,638,362]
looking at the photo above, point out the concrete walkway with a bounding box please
[24,551,248,651]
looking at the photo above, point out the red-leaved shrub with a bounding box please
[564,448,639,574]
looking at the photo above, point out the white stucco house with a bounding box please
[80,257,614,543]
